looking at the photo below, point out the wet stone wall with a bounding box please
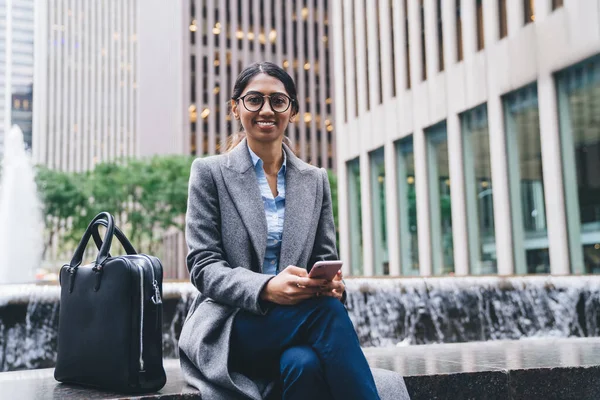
[2,276,600,372]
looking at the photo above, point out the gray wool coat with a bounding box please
[178,139,410,400]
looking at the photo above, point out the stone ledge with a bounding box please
[3,338,600,399]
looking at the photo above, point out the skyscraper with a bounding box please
[32,0,138,171]
[188,0,336,168]
[0,0,35,159]
[139,0,336,169]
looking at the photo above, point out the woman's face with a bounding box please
[232,73,296,145]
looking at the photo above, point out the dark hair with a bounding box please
[225,62,299,151]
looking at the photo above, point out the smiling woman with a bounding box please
[178,62,410,400]
[226,62,300,154]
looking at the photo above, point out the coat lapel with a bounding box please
[220,139,267,269]
[279,144,317,270]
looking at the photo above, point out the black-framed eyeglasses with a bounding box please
[236,92,294,113]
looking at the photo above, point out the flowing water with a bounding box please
[0,125,44,284]
[2,275,600,371]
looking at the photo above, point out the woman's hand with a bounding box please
[260,266,331,305]
[320,270,345,302]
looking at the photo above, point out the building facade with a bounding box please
[332,0,600,277]
[139,0,336,168]
[188,0,335,168]
[0,0,34,159]
[32,0,139,171]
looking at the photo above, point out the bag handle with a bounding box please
[69,212,116,268]
[91,219,137,256]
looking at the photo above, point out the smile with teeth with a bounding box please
[256,121,276,127]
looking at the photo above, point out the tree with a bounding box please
[36,155,195,264]
[35,166,87,258]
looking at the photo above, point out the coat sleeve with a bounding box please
[185,158,273,315]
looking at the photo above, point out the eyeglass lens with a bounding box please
[243,93,291,113]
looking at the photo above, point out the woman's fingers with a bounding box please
[311,279,344,292]
[319,289,343,300]
[272,266,346,304]
[296,276,330,288]
[333,270,343,281]
[282,265,308,277]
[319,280,345,299]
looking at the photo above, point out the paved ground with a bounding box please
[2,337,600,399]
[363,336,600,375]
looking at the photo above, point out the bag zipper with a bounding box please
[120,257,145,372]
[141,255,162,335]
[141,254,162,306]
[136,263,145,372]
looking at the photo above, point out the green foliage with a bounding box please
[36,155,195,258]
[326,169,340,251]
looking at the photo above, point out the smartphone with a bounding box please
[308,260,343,280]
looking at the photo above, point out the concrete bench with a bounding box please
[2,338,600,399]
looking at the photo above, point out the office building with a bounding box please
[0,0,34,159]
[331,0,600,276]
[140,0,335,169]
[32,0,140,171]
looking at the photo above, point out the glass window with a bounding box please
[364,0,371,110]
[524,0,535,24]
[370,148,388,275]
[461,105,497,274]
[389,0,397,96]
[347,158,364,275]
[396,136,420,275]
[556,56,600,274]
[352,0,359,116]
[425,122,454,275]
[340,0,348,122]
[504,84,550,274]
[455,0,463,61]
[437,0,444,72]
[498,0,507,39]
[404,0,411,88]
[476,0,484,50]
[552,0,563,10]
[376,0,383,103]
[420,0,427,81]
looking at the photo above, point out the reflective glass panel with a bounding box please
[370,148,388,275]
[504,84,550,274]
[461,105,497,274]
[425,122,454,275]
[557,56,600,273]
[396,136,419,275]
[347,158,363,275]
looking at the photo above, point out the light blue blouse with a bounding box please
[247,144,286,275]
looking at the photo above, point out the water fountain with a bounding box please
[0,125,44,284]
[2,276,600,372]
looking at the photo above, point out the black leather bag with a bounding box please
[54,212,167,393]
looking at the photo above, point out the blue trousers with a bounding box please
[230,297,381,400]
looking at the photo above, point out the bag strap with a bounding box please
[91,219,137,256]
[69,212,115,268]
